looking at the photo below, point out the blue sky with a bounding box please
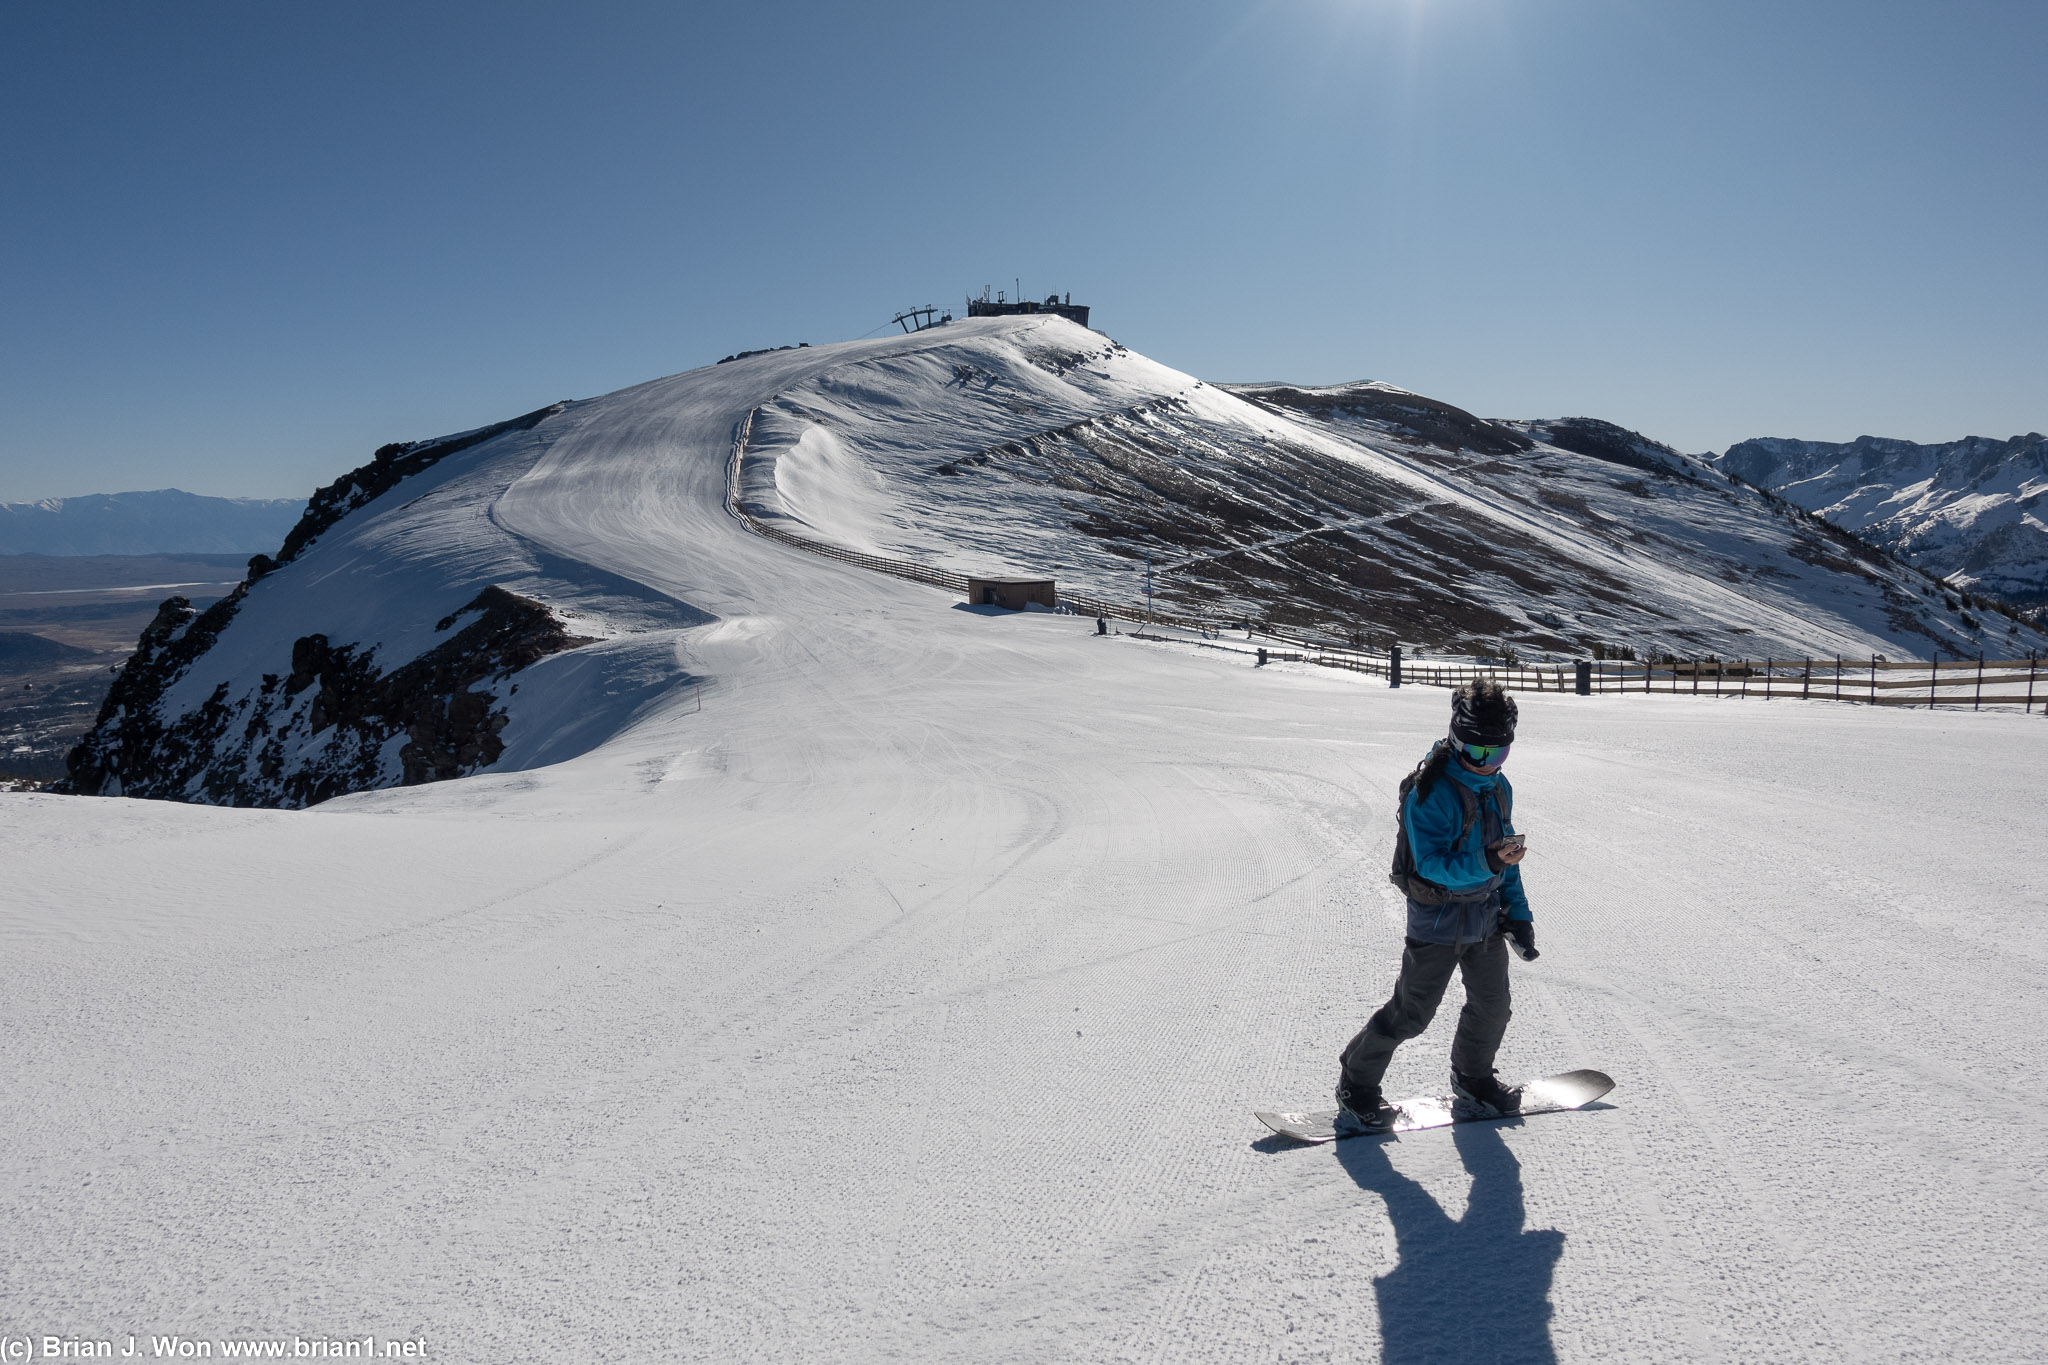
[3,0,2042,502]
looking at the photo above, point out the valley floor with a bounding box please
[5,589,2044,1363]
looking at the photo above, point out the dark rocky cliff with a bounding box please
[62,586,591,806]
[59,401,590,807]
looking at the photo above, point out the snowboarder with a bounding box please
[1335,679,1537,1133]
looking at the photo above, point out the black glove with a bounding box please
[1501,917,1539,961]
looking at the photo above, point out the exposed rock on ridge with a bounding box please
[61,399,587,808]
[252,401,567,580]
[1522,418,1696,477]
[63,586,591,807]
[1230,381,1532,458]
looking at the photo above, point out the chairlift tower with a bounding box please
[892,305,944,333]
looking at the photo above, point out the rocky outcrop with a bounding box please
[54,400,587,807]
[63,586,591,807]
[1523,418,1696,478]
[1230,382,1533,458]
[717,343,809,365]
[269,401,568,572]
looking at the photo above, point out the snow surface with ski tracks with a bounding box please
[6,319,2045,1362]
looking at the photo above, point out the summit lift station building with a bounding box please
[964,289,1090,329]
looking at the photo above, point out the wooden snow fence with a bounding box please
[1573,654,2046,711]
[1324,653,2043,712]
[726,408,2044,713]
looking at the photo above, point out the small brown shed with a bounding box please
[966,577,1057,611]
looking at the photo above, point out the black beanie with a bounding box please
[1449,680,1517,747]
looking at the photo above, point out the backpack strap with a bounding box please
[1452,781,1480,848]
[1412,738,1452,800]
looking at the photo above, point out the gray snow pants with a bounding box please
[1338,933,1512,1091]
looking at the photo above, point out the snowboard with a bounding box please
[1256,1069,1614,1144]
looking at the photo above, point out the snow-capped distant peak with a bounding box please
[1710,432,2048,605]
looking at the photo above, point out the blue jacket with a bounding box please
[1402,755,1531,945]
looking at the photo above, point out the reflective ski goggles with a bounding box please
[1458,740,1510,766]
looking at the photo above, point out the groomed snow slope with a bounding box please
[9,318,2047,1361]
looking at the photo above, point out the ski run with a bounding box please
[6,318,2044,1362]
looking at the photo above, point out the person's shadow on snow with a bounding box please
[1335,1121,1565,1365]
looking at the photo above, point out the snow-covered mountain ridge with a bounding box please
[61,398,684,805]
[1711,432,2048,608]
[60,317,2041,808]
[741,337,2018,657]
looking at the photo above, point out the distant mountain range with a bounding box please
[0,489,304,556]
[1709,433,2048,608]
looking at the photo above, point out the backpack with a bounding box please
[1388,740,1511,906]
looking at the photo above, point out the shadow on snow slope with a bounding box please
[1339,1121,1565,1365]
